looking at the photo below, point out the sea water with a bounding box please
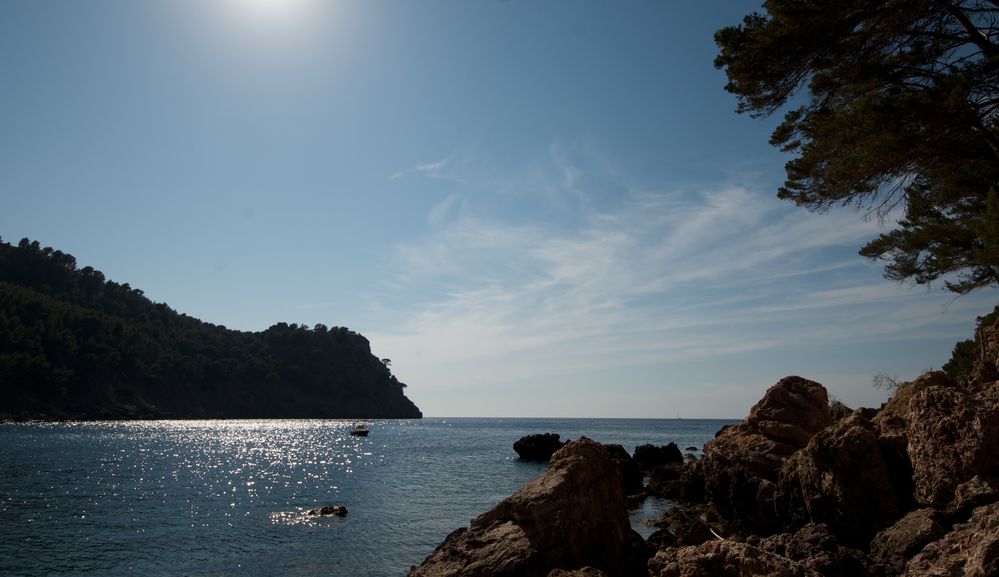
[0,418,735,577]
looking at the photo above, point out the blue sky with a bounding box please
[2,0,996,418]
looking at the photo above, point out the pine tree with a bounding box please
[716,0,999,292]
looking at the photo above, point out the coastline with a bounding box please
[407,313,999,577]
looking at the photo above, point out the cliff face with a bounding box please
[0,237,422,420]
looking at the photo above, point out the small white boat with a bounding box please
[350,424,369,436]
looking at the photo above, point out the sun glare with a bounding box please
[244,0,297,14]
[232,0,317,27]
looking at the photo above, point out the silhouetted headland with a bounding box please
[0,237,422,420]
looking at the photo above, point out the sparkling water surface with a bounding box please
[1,418,735,577]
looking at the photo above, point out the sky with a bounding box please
[2,0,997,418]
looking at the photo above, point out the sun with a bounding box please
[243,0,299,14]
[234,0,317,26]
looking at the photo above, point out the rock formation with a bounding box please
[633,443,683,472]
[750,523,870,577]
[305,504,348,516]
[896,373,999,508]
[700,376,832,536]
[513,433,567,462]
[776,413,900,547]
[648,540,824,577]
[408,438,648,577]
[413,310,999,577]
[605,444,645,496]
[903,502,999,577]
[547,569,608,577]
[658,370,998,576]
[868,509,946,577]
[644,465,682,499]
[643,508,715,547]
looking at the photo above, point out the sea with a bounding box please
[0,417,737,577]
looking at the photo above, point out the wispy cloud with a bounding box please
[367,147,998,417]
[390,157,464,182]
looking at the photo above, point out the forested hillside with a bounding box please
[0,237,422,420]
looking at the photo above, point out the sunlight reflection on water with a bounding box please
[0,418,734,576]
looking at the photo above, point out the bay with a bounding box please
[0,418,735,577]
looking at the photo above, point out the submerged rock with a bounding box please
[408,438,648,577]
[305,504,347,517]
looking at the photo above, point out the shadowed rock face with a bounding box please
[513,433,567,462]
[904,502,999,577]
[903,378,999,508]
[546,569,608,577]
[751,523,870,577]
[872,371,999,510]
[700,376,832,536]
[648,540,824,577]
[656,365,999,577]
[633,443,683,472]
[868,508,947,577]
[407,438,648,577]
[604,444,644,496]
[776,413,900,547]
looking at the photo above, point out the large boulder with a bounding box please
[605,444,644,496]
[644,507,716,547]
[867,508,946,577]
[645,464,683,499]
[776,413,900,546]
[949,475,998,517]
[634,443,683,472]
[873,371,999,510]
[514,433,567,462]
[648,540,824,577]
[902,375,999,508]
[408,438,648,577]
[902,501,999,577]
[678,459,706,503]
[701,377,833,536]
[752,523,870,577]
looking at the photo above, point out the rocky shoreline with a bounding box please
[407,316,999,577]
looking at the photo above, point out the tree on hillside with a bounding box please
[715,0,999,293]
